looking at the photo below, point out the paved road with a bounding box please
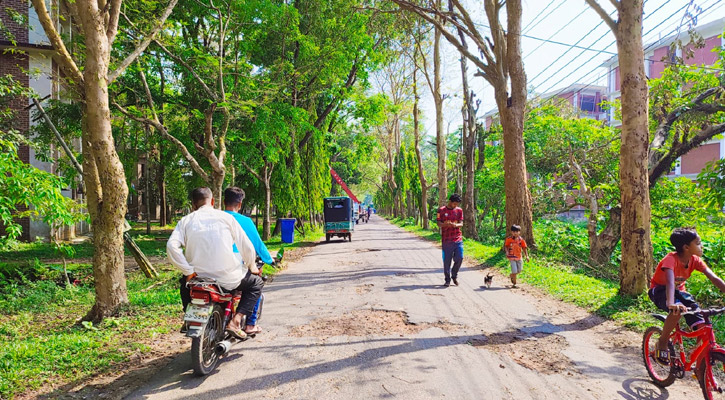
[127,216,699,399]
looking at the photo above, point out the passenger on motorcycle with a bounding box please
[167,187,263,339]
[223,186,274,336]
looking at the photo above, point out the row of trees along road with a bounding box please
[10,0,725,320]
[376,0,725,296]
[24,0,401,320]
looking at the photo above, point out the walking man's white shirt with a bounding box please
[167,205,257,290]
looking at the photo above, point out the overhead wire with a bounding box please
[533,0,675,95]
[537,0,723,108]
[522,0,567,36]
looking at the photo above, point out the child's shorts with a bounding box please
[648,285,705,328]
[509,259,523,274]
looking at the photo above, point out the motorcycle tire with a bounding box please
[191,304,224,376]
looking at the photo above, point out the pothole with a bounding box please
[469,329,576,374]
[289,309,465,338]
[355,284,374,294]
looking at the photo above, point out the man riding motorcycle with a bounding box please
[167,187,263,339]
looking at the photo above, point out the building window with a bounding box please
[580,95,596,112]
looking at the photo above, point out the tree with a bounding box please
[391,0,535,246]
[30,0,177,320]
[585,0,651,295]
[524,104,621,266]
[453,12,479,239]
[411,22,430,229]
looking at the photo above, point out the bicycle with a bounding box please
[643,306,725,399]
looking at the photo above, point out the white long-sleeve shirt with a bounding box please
[167,205,256,290]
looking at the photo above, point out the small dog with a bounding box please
[484,274,493,288]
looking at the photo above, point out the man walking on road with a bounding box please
[437,193,464,287]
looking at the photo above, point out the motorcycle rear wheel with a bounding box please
[191,304,224,376]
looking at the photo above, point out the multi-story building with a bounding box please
[1,2,88,241]
[602,17,725,180]
[482,84,607,130]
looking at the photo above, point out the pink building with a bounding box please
[539,83,608,121]
[602,17,725,179]
[482,83,607,131]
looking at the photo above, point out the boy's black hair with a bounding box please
[511,225,521,232]
[191,187,212,207]
[224,186,246,207]
[670,227,699,253]
[449,193,462,203]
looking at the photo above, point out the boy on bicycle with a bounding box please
[649,227,725,364]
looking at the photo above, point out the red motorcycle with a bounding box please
[183,273,265,375]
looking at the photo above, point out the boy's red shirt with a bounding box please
[650,252,708,292]
[504,236,527,260]
[436,206,463,243]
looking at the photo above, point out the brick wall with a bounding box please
[0,0,29,44]
[0,50,32,241]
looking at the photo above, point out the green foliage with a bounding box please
[698,158,725,210]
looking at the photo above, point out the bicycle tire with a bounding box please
[642,326,676,387]
[191,304,224,376]
[698,351,725,400]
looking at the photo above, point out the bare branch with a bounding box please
[585,0,618,33]
[649,86,723,165]
[240,159,263,181]
[649,122,725,187]
[30,0,84,85]
[113,101,211,182]
[391,0,491,77]
[107,0,179,84]
[152,39,218,101]
[106,0,122,43]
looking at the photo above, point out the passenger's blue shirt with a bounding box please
[224,211,274,265]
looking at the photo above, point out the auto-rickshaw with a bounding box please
[323,196,354,242]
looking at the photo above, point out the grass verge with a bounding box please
[0,225,323,399]
[389,217,725,340]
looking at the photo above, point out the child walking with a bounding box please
[648,228,725,364]
[504,225,529,288]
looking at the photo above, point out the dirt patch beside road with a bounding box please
[470,330,576,375]
[289,309,465,338]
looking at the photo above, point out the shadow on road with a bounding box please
[617,378,671,399]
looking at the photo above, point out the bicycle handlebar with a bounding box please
[682,307,725,317]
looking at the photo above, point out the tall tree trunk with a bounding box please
[616,0,653,295]
[586,0,652,294]
[589,208,622,266]
[262,164,272,240]
[497,0,535,247]
[434,2,447,207]
[456,24,478,239]
[157,161,167,226]
[412,59,429,230]
[82,35,129,321]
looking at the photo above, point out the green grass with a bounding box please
[0,222,323,399]
[389,217,725,338]
[0,268,181,399]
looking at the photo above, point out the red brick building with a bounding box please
[1,1,88,241]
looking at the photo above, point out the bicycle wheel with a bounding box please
[642,326,676,387]
[698,351,725,400]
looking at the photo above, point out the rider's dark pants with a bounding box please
[180,271,263,317]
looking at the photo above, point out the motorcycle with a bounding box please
[183,260,268,376]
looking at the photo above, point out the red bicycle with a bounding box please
[643,307,725,399]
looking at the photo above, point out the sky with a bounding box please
[417,0,725,138]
